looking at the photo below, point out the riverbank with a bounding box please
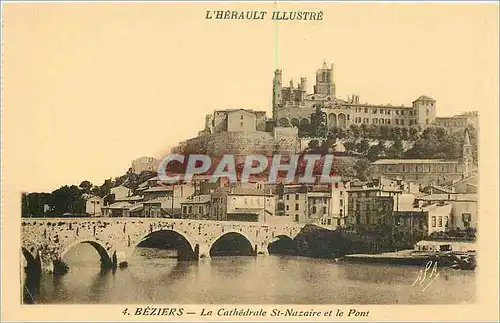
[343,249,476,270]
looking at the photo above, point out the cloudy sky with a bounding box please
[2,2,498,192]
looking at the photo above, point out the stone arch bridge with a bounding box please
[21,218,304,273]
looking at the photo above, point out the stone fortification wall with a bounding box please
[182,130,299,156]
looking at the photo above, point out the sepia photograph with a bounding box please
[1,1,499,321]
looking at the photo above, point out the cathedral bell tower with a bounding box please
[272,69,283,121]
[313,61,336,97]
[462,129,473,177]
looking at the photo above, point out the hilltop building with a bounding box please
[272,61,436,129]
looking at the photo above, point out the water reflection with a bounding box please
[23,245,476,305]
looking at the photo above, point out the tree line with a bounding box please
[21,169,157,218]
[297,106,478,163]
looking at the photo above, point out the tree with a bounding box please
[349,124,361,139]
[357,139,370,155]
[343,140,357,152]
[49,185,85,216]
[409,126,420,141]
[386,137,404,158]
[98,179,112,198]
[79,180,92,194]
[380,126,391,140]
[310,106,328,138]
[354,158,371,181]
[401,127,409,141]
[367,144,383,162]
[307,139,320,152]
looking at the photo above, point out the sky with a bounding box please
[2,2,498,193]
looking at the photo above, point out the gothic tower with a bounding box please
[272,69,282,121]
[313,61,336,97]
[462,128,473,177]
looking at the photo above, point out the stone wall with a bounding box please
[182,131,299,156]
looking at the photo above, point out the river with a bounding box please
[23,244,475,304]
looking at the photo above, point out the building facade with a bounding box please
[416,194,478,232]
[201,109,267,135]
[272,61,436,129]
[435,111,478,132]
[131,157,160,174]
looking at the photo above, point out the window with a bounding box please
[295,193,299,200]
[462,213,472,227]
[432,216,436,227]
[365,108,368,113]
[312,206,317,213]
[396,119,400,125]
[438,216,443,227]
[183,206,187,213]
[401,120,405,126]
[295,203,299,211]
[380,109,383,114]
[286,205,289,211]
[240,122,244,127]
[373,109,377,114]
[327,219,332,225]
[188,206,193,214]
[340,209,343,217]
[323,206,327,213]
[444,216,449,227]
[241,115,244,120]
[286,194,290,200]
[387,119,391,124]
[199,206,203,213]
[337,219,341,226]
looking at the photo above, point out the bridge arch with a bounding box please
[209,231,256,257]
[60,238,112,268]
[134,229,197,261]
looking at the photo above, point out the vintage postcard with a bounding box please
[1,1,499,322]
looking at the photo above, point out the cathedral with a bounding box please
[272,61,437,130]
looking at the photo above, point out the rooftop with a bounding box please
[413,95,435,102]
[372,159,460,165]
[181,194,211,204]
[144,186,173,193]
[418,194,478,202]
